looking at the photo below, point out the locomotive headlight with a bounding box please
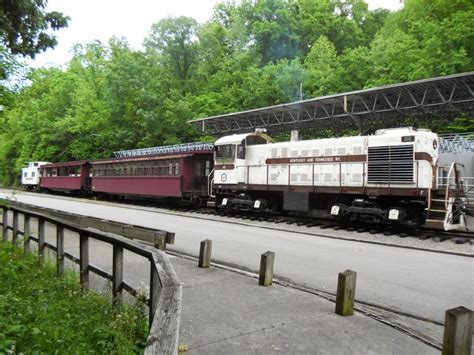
[254,200,261,209]
[331,205,340,216]
[221,173,227,182]
[388,209,399,220]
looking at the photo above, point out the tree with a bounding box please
[0,0,69,58]
[304,35,344,97]
[145,17,200,90]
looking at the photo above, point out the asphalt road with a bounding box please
[1,191,473,323]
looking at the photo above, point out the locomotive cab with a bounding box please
[214,130,272,210]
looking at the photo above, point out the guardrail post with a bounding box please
[335,270,357,316]
[2,207,8,241]
[198,239,212,268]
[154,238,166,251]
[112,245,124,302]
[149,263,161,330]
[79,233,89,288]
[442,306,472,355]
[12,211,19,246]
[259,251,275,286]
[24,215,31,252]
[38,218,46,263]
[56,225,65,277]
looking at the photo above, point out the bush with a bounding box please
[0,242,148,353]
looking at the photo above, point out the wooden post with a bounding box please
[442,306,472,355]
[154,238,166,251]
[38,218,46,263]
[259,251,275,286]
[149,263,161,330]
[56,225,65,277]
[335,270,357,316]
[198,239,212,268]
[112,244,124,302]
[24,215,31,252]
[2,208,8,241]
[79,233,89,288]
[12,211,19,246]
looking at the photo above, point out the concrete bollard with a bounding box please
[259,251,275,286]
[335,270,357,316]
[442,306,472,355]
[198,239,212,268]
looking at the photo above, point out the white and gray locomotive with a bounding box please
[212,127,469,231]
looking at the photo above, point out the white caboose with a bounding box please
[212,127,467,230]
[21,161,50,190]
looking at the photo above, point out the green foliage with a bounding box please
[0,0,472,185]
[0,0,69,58]
[0,242,148,353]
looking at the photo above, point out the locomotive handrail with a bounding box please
[208,168,215,198]
[239,161,421,190]
[444,162,461,209]
[0,201,182,354]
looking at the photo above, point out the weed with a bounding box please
[0,242,148,353]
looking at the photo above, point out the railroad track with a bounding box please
[3,188,473,246]
[179,207,474,245]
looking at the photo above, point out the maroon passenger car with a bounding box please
[39,161,90,193]
[90,146,213,205]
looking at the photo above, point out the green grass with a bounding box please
[0,242,148,353]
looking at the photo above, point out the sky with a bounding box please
[31,0,404,68]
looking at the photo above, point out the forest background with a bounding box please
[0,0,473,185]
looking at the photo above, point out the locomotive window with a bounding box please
[23,172,27,178]
[216,145,235,159]
[237,143,245,159]
[205,160,211,176]
[246,136,267,145]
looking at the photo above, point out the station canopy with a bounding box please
[189,72,474,136]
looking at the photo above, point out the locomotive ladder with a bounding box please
[426,163,465,230]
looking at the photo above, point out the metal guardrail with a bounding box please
[0,201,182,354]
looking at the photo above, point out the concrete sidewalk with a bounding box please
[169,256,438,354]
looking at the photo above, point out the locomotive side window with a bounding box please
[237,143,245,159]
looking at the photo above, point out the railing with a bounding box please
[236,161,422,191]
[0,201,182,355]
[208,168,215,198]
[438,175,474,200]
[441,163,464,208]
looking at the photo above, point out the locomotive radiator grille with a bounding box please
[368,145,414,183]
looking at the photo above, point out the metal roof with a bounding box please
[438,133,474,153]
[113,142,214,158]
[40,160,88,168]
[215,133,255,145]
[189,72,474,135]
